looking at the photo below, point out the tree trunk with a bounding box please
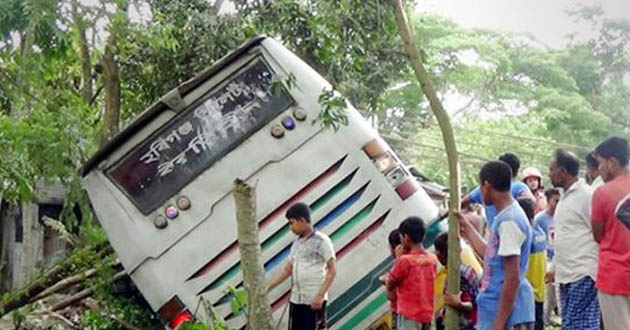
[16,27,35,117]
[71,0,93,103]
[390,1,462,329]
[233,179,274,330]
[101,25,120,145]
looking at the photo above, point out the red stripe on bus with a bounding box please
[187,155,347,281]
[272,291,291,311]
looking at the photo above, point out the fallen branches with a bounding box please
[50,270,126,312]
[0,246,113,316]
[32,259,121,303]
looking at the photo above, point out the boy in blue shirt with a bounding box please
[462,153,534,229]
[533,188,560,261]
[458,161,535,330]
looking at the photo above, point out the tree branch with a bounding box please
[71,0,93,103]
[50,270,126,312]
[452,73,497,119]
[31,259,121,303]
[89,84,104,107]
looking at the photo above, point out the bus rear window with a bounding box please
[106,58,294,214]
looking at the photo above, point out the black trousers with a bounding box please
[535,301,544,330]
[288,302,327,330]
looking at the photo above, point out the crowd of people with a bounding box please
[265,136,630,330]
[382,136,630,330]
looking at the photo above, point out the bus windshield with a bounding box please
[107,57,294,214]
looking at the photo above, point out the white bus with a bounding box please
[81,36,439,330]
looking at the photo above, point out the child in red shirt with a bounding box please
[385,216,437,329]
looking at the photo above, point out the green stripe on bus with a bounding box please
[309,168,357,212]
[261,226,289,251]
[330,197,378,241]
[338,292,388,330]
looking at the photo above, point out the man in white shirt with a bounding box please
[546,149,600,330]
[265,203,337,330]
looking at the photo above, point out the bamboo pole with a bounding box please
[390,1,462,329]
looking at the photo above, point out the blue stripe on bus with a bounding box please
[329,196,379,241]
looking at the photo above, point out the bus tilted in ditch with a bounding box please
[81,36,439,330]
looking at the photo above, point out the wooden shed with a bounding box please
[0,182,69,292]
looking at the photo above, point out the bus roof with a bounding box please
[81,36,267,177]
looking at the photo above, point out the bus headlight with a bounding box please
[386,166,407,187]
[362,139,388,159]
[374,152,397,173]
[363,139,420,200]
[363,139,398,173]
